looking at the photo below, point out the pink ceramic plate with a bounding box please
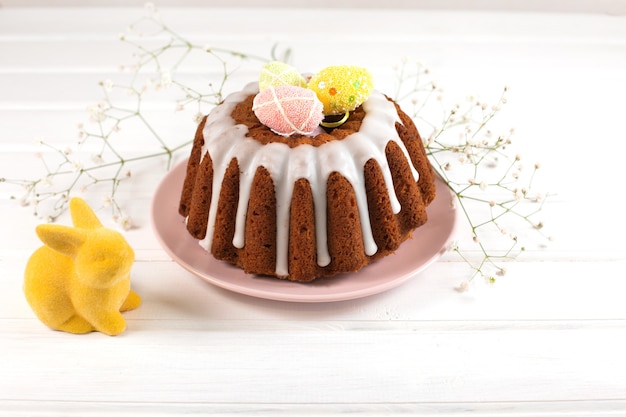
[151,160,458,302]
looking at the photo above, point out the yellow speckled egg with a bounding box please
[308,65,373,115]
[259,61,308,91]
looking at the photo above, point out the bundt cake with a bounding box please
[178,67,436,283]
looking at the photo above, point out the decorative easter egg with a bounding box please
[252,85,324,137]
[308,65,373,115]
[259,61,308,91]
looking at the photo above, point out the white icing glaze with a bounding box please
[197,82,419,277]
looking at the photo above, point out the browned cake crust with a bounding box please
[179,93,436,282]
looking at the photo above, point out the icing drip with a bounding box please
[198,82,420,277]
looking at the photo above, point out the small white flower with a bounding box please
[77,124,86,140]
[102,79,113,92]
[479,181,487,191]
[87,104,105,122]
[118,215,132,231]
[158,71,172,89]
[141,78,153,93]
[456,281,470,292]
[449,196,457,210]
[446,240,458,252]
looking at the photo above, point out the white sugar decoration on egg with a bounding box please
[198,82,419,278]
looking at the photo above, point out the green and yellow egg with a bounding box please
[259,61,308,91]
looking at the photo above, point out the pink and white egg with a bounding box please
[252,85,324,137]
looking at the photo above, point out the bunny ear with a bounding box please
[70,197,102,229]
[35,224,86,257]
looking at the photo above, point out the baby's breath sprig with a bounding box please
[1,4,276,227]
[393,58,553,286]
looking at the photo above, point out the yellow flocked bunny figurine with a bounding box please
[24,197,141,335]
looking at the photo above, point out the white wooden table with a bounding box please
[2,5,626,416]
